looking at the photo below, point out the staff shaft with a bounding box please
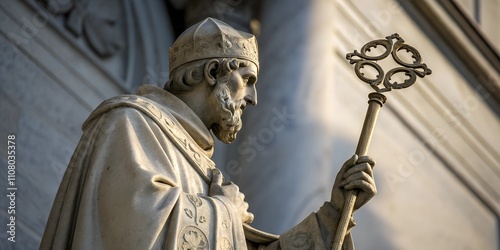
[332,92,386,250]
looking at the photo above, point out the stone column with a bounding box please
[226,0,339,234]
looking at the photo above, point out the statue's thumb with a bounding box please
[211,168,224,186]
[349,154,359,166]
[341,154,358,173]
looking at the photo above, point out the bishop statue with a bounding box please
[41,18,376,250]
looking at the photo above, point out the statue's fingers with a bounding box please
[211,168,224,186]
[355,182,377,209]
[339,171,371,187]
[343,163,373,179]
[340,154,359,173]
[245,211,254,224]
[344,180,376,195]
[347,154,359,166]
[357,155,375,167]
[224,181,240,193]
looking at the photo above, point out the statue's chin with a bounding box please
[211,89,244,144]
[212,124,239,144]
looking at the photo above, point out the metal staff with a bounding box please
[332,33,432,250]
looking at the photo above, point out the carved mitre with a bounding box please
[169,17,259,73]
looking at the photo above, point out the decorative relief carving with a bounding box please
[38,0,124,57]
[291,232,313,250]
[179,226,208,250]
[187,194,203,207]
[184,208,194,219]
[186,194,203,225]
[219,237,233,250]
[199,216,206,224]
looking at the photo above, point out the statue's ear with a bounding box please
[204,59,219,86]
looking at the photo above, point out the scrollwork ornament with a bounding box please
[346,39,392,63]
[346,33,432,93]
[384,67,417,90]
[353,60,386,92]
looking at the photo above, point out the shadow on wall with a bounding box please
[350,207,399,250]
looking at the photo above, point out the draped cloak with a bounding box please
[40,85,354,249]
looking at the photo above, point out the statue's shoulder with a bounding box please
[83,94,177,130]
[83,93,216,183]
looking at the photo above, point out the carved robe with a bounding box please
[41,85,354,249]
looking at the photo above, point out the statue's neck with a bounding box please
[174,90,216,129]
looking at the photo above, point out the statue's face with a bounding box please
[211,62,258,143]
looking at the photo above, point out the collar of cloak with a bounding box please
[83,84,215,158]
[136,85,215,157]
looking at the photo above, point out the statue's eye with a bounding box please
[242,74,257,86]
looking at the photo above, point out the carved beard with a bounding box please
[211,77,246,144]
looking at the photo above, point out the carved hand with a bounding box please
[210,169,254,224]
[331,155,377,212]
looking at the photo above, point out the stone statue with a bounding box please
[40,18,376,250]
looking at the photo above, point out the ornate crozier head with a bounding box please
[165,18,259,143]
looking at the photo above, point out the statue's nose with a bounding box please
[245,86,257,106]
